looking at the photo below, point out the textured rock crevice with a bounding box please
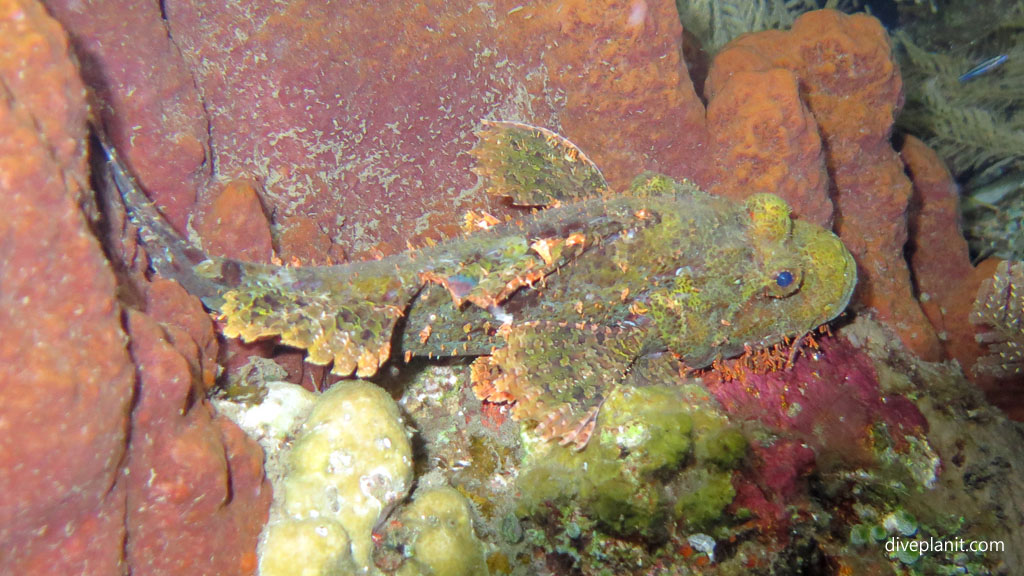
[0,2,271,574]
[159,0,217,182]
[0,1,132,573]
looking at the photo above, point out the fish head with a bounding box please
[721,193,857,358]
[653,192,856,367]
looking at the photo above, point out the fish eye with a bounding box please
[775,270,794,288]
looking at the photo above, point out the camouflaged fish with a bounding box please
[108,121,856,449]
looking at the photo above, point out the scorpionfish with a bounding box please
[110,121,856,449]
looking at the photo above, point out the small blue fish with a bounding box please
[959,54,1008,83]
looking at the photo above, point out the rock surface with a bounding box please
[123,282,271,576]
[46,0,707,259]
[0,2,132,573]
[0,3,271,574]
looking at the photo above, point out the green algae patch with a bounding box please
[694,425,747,469]
[599,385,696,474]
[516,382,746,541]
[674,469,737,531]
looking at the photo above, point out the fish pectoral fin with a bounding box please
[470,321,647,450]
[624,351,685,388]
[421,234,591,310]
[471,120,610,207]
[420,263,546,310]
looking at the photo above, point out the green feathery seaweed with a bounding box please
[673,0,863,52]
[892,5,1024,260]
[896,32,1024,181]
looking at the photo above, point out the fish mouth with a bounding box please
[792,220,857,326]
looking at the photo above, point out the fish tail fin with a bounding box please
[100,138,229,309]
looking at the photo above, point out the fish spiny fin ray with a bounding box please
[471,321,647,450]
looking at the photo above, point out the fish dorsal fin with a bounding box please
[471,120,610,207]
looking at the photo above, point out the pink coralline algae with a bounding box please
[703,336,930,532]
[706,337,927,454]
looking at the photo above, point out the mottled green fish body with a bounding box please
[110,121,856,448]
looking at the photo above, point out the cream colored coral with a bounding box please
[261,380,413,574]
[397,487,489,576]
[260,518,354,576]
